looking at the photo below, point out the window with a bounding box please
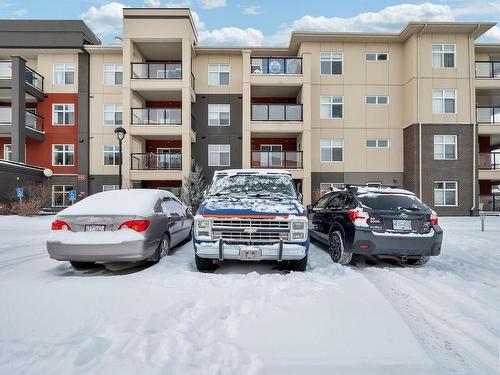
[53,63,75,85]
[103,64,123,85]
[208,64,229,86]
[320,96,343,119]
[208,104,230,126]
[103,104,123,125]
[434,181,458,206]
[432,90,456,114]
[52,104,75,125]
[366,53,388,61]
[434,135,457,160]
[103,145,121,166]
[3,144,11,160]
[366,139,389,148]
[366,96,389,104]
[320,139,344,162]
[432,44,456,68]
[208,144,230,166]
[320,52,343,75]
[52,185,74,207]
[103,185,119,192]
[260,144,283,167]
[52,144,74,166]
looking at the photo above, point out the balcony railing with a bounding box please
[0,107,43,132]
[131,62,182,79]
[131,108,182,125]
[478,153,500,170]
[479,194,500,212]
[0,61,44,91]
[131,152,182,170]
[251,57,302,74]
[475,61,500,78]
[251,151,303,169]
[251,104,303,121]
[476,107,500,124]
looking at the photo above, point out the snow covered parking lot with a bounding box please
[0,216,499,374]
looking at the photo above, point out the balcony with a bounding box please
[131,152,182,171]
[131,62,182,79]
[0,60,44,91]
[475,61,500,79]
[476,107,500,124]
[251,151,303,169]
[479,194,500,212]
[0,107,44,141]
[131,108,181,125]
[251,104,302,122]
[251,57,302,75]
[478,152,500,170]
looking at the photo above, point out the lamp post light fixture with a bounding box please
[114,126,127,189]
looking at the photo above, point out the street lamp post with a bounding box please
[114,126,127,190]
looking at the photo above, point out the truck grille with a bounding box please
[212,231,288,242]
[211,218,289,243]
[212,219,289,229]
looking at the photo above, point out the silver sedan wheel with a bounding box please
[160,234,170,257]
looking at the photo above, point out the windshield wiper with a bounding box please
[397,206,421,212]
[210,191,243,199]
[247,193,287,200]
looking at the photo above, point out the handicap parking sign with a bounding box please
[15,187,24,198]
[68,190,77,202]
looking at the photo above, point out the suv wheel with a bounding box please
[195,254,214,271]
[404,256,430,267]
[70,261,96,269]
[329,231,352,265]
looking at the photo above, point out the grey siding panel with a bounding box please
[77,52,90,198]
[0,163,44,203]
[89,175,120,194]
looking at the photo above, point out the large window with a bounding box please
[320,52,343,75]
[366,96,389,104]
[434,135,457,160]
[102,185,119,192]
[53,104,75,125]
[103,145,121,166]
[103,64,123,85]
[432,44,456,68]
[320,96,343,119]
[208,144,230,166]
[103,104,123,125]
[208,64,229,86]
[366,139,389,148]
[3,144,11,160]
[432,90,456,114]
[208,104,230,126]
[320,139,344,162]
[53,63,75,85]
[52,185,74,207]
[434,181,458,206]
[366,53,388,61]
[52,144,74,166]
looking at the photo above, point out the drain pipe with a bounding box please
[417,24,427,200]
[470,25,481,214]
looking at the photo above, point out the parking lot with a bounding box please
[0,215,499,374]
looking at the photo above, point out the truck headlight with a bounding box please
[289,218,308,241]
[195,218,212,239]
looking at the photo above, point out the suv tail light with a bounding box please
[429,213,438,225]
[51,220,71,231]
[118,220,150,232]
[348,208,369,225]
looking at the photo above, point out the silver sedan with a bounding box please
[46,189,193,269]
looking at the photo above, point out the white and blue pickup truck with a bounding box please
[192,169,309,271]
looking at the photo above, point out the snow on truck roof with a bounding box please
[57,189,176,217]
[214,169,292,176]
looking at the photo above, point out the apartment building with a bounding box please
[1,9,499,215]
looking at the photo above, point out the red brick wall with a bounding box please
[478,136,491,153]
[145,101,182,108]
[144,180,182,188]
[0,138,9,159]
[145,140,182,152]
[251,138,297,151]
[479,180,492,195]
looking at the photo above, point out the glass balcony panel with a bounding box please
[286,105,302,121]
[268,105,285,121]
[475,62,492,78]
[286,59,302,74]
[251,105,268,120]
[0,61,12,78]
[0,107,11,124]
[132,64,148,79]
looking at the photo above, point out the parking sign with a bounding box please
[15,188,24,199]
[68,190,77,203]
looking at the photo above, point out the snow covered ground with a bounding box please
[0,215,499,374]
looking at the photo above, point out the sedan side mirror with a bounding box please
[306,204,313,213]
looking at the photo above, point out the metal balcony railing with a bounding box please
[251,151,303,169]
[478,153,500,170]
[251,104,303,121]
[131,108,182,125]
[0,107,43,132]
[475,61,500,78]
[131,62,182,79]
[131,152,182,170]
[476,107,500,124]
[479,194,500,212]
[0,61,44,91]
[251,57,302,74]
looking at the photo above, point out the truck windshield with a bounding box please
[358,194,427,211]
[209,174,297,199]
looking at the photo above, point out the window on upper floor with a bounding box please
[434,181,458,206]
[3,144,12,161]
[366,139,389,148]
[432,90,456,114]
[104,64,123,85]
[208,104,230,126]
[320,96,343,119]
[103,145,121,166]
[320,52,343,75]
[320,139,344,162]
[366,53,388,61]
[208,144,230,166]
[432,44,456,68]
[52,144,74,166]
[53,104,75,125]
[102,185,119,192]
[53,63,75,85]
[208,64,229,86]
[103,104,123,125]
[434,135,457,160]
[366,96,389,104]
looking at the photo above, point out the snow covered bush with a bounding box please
[9,182,51,216]
[181,163,207,212]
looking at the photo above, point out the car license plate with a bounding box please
[85,224,106,232]
[240,248,262,261]
[393,220,411,231]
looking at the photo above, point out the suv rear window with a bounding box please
[358,194,427,211]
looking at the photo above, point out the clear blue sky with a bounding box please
[1,0,499,45]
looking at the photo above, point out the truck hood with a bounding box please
[197,197,306,217]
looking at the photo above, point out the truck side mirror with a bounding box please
[297,192,303,202]
[306,204,313,213]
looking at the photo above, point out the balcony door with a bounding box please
[260,144,283,167]
[157,148,181,170]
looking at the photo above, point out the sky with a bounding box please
[1,0,500,45]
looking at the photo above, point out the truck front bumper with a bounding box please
[194,240,308,261]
